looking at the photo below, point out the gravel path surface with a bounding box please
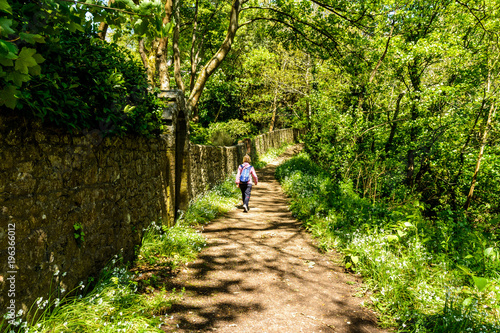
[162,145,389,333]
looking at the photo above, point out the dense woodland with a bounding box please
[2,0,500,331]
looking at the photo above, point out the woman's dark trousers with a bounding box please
[239,183,252,207]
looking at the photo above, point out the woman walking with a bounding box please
[236,154,258,212]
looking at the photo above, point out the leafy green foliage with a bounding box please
[138,221,206,269]
[73,223,85,247]
[85,0,167,41]
[178,178,240,226]
[237,44,312,131]
[207,119,256,145]
[1,2,164,137]
[209,128,234,146]
[190,118,257,146]
[197,70,243,126]
[18,30,164,136]
[0,0,86,109]
[276,152,500,331]
[189,122,210,145]
[293,0,500,226]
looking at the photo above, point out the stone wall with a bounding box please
[189,143,247,199]
[0,115,177,319]
[189,128,298,200]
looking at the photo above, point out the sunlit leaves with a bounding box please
[19,32,46,44]
[15,47,38,74]
[85,0,166,40]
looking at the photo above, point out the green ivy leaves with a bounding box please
[0,0,84,109]
[0,46,45,108]
[0,18,14,35]
[0,39,16,58]
[0,1,48,109]
[0,84,16,108]
[15,48,39,74]
[19,32,46,45]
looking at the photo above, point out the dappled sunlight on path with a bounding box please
[162,145,388,333]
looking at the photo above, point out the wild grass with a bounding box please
[276,152,500,332]
[136,179,240,269]
[1,257,183,333]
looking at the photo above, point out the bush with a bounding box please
[17,30,164,137]
[209,128,234,146]
[189,122,209,144]
[208,119,256,143]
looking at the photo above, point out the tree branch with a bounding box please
[242,6,342,46]
[239,16,340,58]
[455,0,492,35]
[57,0,151,17]
[309,0,371,29]
[187,0,242,120]
[368,22,395,84]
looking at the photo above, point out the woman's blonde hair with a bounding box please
[243,154,251,163]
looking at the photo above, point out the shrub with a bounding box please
[208,119,256,143]
[189,122,209,144]
[209,128,234,146]
[17,30,163,137]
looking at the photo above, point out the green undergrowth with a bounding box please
[276,152,500,333]
[1,179,240,333]
[1,256,183,333]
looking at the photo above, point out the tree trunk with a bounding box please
[173,0,184,91]
[190,0,200,92]
[384,92,404,154]
[97,0,114,40]
[464,101,496,210]
[157,0,173,90]
[453,94,486,184]
[97,22,108,40]
[139,39,154,86]
[406,104,418,187]
[157,37,170,90]
[269,88,278,132]
[187,0,242,122]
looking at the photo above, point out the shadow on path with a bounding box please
[161,145,388,333]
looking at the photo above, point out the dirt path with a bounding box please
[162,145,388,333]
